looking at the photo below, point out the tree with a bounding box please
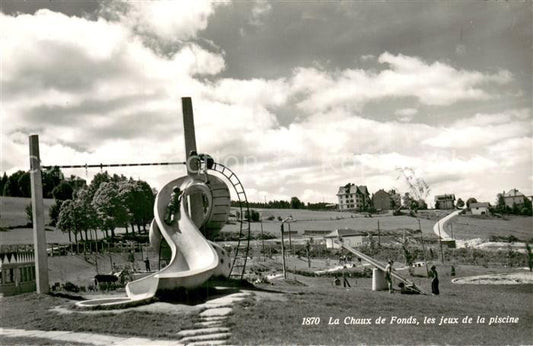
[118,180,155,233]
[522,198,533,216]
[92,182,129,240]
[17,173,31,197]
[3,170,26,197]
[290,197,304,209]
[417,199,428,210]
[496,192,507,212]
[42,166,64,198]
[466,197,477,209]
[57,200,76,243]
[52,181,74,201]
[402,193,413,209]
[0,172,7,196]
[25,203,33,226]
[456,198,465,208]
[49,200,63,227]
[245,209,260,222]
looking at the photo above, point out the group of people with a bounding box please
[385,260,440,295]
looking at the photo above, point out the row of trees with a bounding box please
[232,196,333,210]
[0,167,74,199]
[52,172,155,244]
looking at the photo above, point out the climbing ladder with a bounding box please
[209,162,251,280]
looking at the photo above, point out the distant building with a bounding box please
[337,183,370,211]
[0,247,36,297]
[434,194,455,209]
[372,189,392,211]
[470,202,490,215]
[324,229,368,249]
[499,189,526,208]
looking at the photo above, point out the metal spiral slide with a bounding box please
[76,175,232,308]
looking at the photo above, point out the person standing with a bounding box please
[430,265,439,295]
[385,260,393,293]
[144,257,151,272]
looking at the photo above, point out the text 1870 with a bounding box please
[302,317,321,325]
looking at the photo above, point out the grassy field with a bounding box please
[449,214,533,242]
[1,265,531,345]
[227,271,533,345]
[224,208,439,238]
[0,196,55,228]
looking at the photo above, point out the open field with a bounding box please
[224,208,439,237]
[0,196,55,228]
[449,215,533,242]
[3,197,531,246]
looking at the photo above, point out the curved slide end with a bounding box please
[77,175,231,309]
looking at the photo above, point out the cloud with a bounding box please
[395,108,418,122]
[108,0,227,42]
[249,0,272,26]
[424,110,531,149]
[1,5,529,205]
[290,52,513,113]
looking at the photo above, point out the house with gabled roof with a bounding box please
[499,189,526,208]
[434,194,455,209]
[336,183,371,212]
[470,202,490,215]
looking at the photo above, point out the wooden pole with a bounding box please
[438,222,445,263]
[288,222,293,254]
[29,134,49,294]
[281,223,287,279]
[418,218,429,276]
[377,220,381,247]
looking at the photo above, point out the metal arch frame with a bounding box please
[208,162,251,281]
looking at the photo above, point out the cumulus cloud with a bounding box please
[108,0,227,42]
[290,52,513,113]
[1,5,529,204]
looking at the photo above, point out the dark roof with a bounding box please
[434,194,455,201]
[470,202,490,208]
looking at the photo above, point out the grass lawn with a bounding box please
[0,293,196,340]
[450,215,533,242]
[227,272,533,345]
[1,265,531,345]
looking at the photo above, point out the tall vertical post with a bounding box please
[29,134,49,293]
[280,223,287,279]
[181,97,203,226]
[377,220,381,247]
[418,218,429,277]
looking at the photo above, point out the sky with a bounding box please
[1,0,532,205]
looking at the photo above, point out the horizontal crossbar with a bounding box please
[42,161,186,169]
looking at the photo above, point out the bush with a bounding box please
[63,281,80,292]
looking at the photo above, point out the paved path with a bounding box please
[0,328,183,345]
[433,210,461,240]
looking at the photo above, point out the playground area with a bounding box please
[1,98,531,345]
[1,262,532,345]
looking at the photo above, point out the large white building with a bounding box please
[337,183,370,211]
[499,189,526,208]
